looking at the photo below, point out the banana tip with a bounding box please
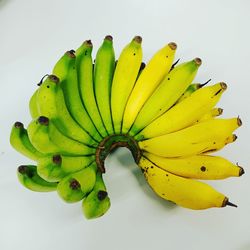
[133,36,142,44]
[38,116,49,126]
[18,165,27,174]
[52,155,62,165]
[169,42,177,50]
[48,75,60,84]
[220,82,227,90]
[97,190,108,201]
[237,116,242,126]
[66,50,76,58]
[239,166,245,176]
[84,40,93,47]
[69,179,81,190]
[218,108,223,115]
[105,35,113,41]
[194,57,202,66]
[14,121,24,129]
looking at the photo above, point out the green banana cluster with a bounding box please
[10,35,243,219]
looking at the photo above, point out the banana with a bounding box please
[130,58,202,135]
[57,162,97,203]
[76,40,107,137]
[94,35,116,135]
[53,51,102,142]
[122,42,177,133]
[17,165,57,192]
[143,152,244,179]
[37,154,95,182]
[45,116,96,156]
[27,116,59,154]
[29,89,39,119]
[135,82,226,140]
[197,107,223,122]
[139,118,241,157]
[36,75,97,146]
[82,171,110,219]
[10,122,44,161]
[111,36,142,133]
[139,157,237,209]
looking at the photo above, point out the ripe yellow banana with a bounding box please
[139,157,237,209]
[143,152,244,179]
[197,107,223,122]
[139,118,241,157]
[111,36,142,133]
[135,82,226,140]
[122,42,177,133]
[130,58,202,135]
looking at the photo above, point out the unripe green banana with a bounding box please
[10,122,44,161]
[27,116,59,154]
[29,89,39,119]
[37,154,95,182]
[76,40,108,137]
[53,51,102,142]
[36,75,97,146]
[57,162,97,203]
[94,35,115,135]
[82,171,110,219]
[17,165,57,192]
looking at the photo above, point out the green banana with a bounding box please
[29,89,39,119]
[53,51,102,142]
[17,165,57,192]
[57,162,97,203]
[36,75,97,146]
[82,171,110,219]
[76,40,108,137]
[27,116,59,154]
[10,122,44,161]
[94,35,115,135]
[37,154,95,182]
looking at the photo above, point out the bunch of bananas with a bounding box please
[10,35,244,219]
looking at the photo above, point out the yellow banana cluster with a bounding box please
[10,35,243,219]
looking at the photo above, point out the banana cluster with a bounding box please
[10,35,244,219]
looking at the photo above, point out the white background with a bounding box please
[0,0,250,249]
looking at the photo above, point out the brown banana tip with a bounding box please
[105,35,113,41]
[237,116,242,126]
[194,57,202,66]
[52,155,62,165]
[69,179,81,190]
[232,134,238,141]
[223,198,238,208]
[239,166,245,176]
[140,62,146,70]
[18,165,27,174]
[38,116,49,126]
[48,74,60,83]
[66,50,76,58]
[169,42,177,50]
[218,108,223,115]
[133,36,142,44]
[83,40,93,47]
[220,82,227,90]
[97,190,108,201]
[14,121,24,129]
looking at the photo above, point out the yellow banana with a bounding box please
[111,36,142,133]
[139,157,237,209]
[143,152,244,179]
[139,118,241,157]
[130,58,202,135]
[197,107,223,122]
[122,42,177,133]
[135,82,226,140]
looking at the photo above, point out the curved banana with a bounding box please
[130,58,202,135]
[37,154,95,182]
[76,40,107,137]
[10,122,44,161]
[17,165,57,192]
[36,75,97,146]
[111,36,142,133]
[27,116,59,154]
[94,35,115,135]
[143,152,244,179]
[122,42,177,133]
[82,170,110,219]
[53,51,102,142]
[139,118,241,157]
[139,157,237,209]
[57,162,97,203]
[197,107,223,122]
[135,82,226,140]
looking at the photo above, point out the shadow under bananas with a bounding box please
[113,148,177,211]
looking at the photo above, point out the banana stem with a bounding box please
[96,135,141,173]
